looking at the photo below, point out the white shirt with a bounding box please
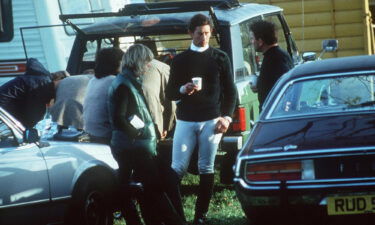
[190,42,209,52]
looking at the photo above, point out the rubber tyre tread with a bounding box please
[67,178,114,225]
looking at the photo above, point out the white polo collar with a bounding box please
[190,42,209,52]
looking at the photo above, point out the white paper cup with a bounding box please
[192,77,202,90]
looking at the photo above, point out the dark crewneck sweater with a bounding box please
[166,47,237,122]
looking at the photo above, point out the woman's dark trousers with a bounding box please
[112,146,185,225]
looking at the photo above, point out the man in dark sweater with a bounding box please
[249,20,294,111]
[166,14,237,225]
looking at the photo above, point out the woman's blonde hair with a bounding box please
[121,44,154,76]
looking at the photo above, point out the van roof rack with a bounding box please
[59,0,239,45]
[119,0,240,16]
[59,0,240,21]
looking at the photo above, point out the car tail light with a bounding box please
[231,107,246,132]
[245,160,315,181]
[0,61,27,76]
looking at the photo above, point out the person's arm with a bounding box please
[0,77,25,106]
[112,84,139,138]
[165,57,197,100]
[159,64,176,136]
[215,52,238,134]
[220,52,238,118]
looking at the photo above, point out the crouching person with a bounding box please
[108,44,185,225]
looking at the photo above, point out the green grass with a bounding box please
[181,172,247,225]
[114,155,248,225]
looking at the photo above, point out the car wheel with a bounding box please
[68,179,114,225]
[243,207,279,225]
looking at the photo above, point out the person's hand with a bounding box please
[161,130,168,139]
[46,99,55,107]
[215,117,230,134]
[184,82,199,95]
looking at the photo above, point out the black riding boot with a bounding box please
[193,173,214,225]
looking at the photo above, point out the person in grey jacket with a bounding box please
[83,47,124,144]
[108,44,184,225]
[49,73,93,131]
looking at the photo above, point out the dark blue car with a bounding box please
[234,54,375,225]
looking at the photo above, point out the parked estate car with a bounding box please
[234,54,375,225]
[58,0,301,183]
[0,107,118,225]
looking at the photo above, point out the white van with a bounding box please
[0,0,132,85]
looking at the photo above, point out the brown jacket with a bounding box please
[142,59,176,138]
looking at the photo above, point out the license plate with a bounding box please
[327,195,375,215]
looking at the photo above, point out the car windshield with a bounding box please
[269,73,375,119]
[81,34,219,69]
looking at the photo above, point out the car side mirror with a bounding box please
[24,128,40,143]
[322,39,338,52]
[318,39,338,59]
[302,52,317,62]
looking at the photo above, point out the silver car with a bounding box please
[0,107,119,225]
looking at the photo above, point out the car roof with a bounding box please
[80,3,281,37]
[285,55,375,80]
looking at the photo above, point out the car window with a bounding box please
[0,118,17,148]
[83,38,119,62]
[82,34,219,69]
[269,74,375,118]
[59,0,124,35]
[239,17,261,79]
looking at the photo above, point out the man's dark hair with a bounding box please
[249,20,278,45]
[50,70,70,81]
[188,14,213,33]
[95,47,124,78]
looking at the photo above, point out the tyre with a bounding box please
[243,206,280,225]
[67,176,114,225]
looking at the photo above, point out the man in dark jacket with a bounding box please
[249,20,294,111]
[0,58,68,128]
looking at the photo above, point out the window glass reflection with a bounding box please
[0,119,16,148]
[270,74,375,118]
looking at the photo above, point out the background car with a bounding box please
[234,54,375,225]
[0,107,119,225]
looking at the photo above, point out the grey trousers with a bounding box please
[171,118,222,176]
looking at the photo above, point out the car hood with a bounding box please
[242,113,375,155]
